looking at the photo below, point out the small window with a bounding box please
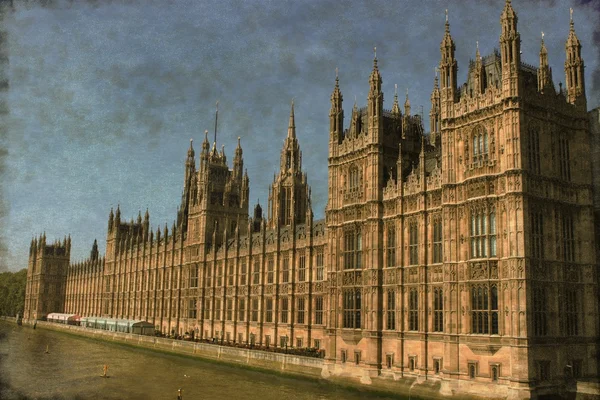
[238,333,243,344]
[434,359,441,374]
[491,365,499,381]
[386,354,393,369]
[354,351,361,365]
[572,360,582,378]
[409,357,416,371]
[265,335,270,348]
[469,363,477,379]
[538,361,550,381]
[341,350,347,363]
[314,339,321,349]
[296,338,303,348]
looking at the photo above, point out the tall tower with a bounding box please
[268,101,312,229]
[187,129,249,251]
[500,0,520,98]
[429,71,441,147]
[368,49,384,146]
[179,139,197,235]
[24,234,70,321]
[537,32,553,93]
[565,9,585,108]
[439,10,457,120]
[329,69,343,147]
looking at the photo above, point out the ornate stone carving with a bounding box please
[343,272,354,285]
[565,265,578,282]
[489,261,498,279]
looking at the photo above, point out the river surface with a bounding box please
[0,321,404,400]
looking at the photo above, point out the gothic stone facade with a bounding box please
[24,2,599,399]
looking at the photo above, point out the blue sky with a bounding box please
[1,0,599,271]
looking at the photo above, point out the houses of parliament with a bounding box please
[23,2,600,398]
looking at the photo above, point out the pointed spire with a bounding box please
[330,67,342,103]
[287,99,296,139]
[443,9,452,42]
[404,88,411,116]
[440,8,457,95]
[540,31,547,54]
[369,46,382,93]
[538,31,551,93]
[392,83,400,115]
[213,100,219,145]
[565,7,585,105]
[188,138,194,158]
[570,7,574,31]
[202,129,210,153]
[566,7,580,47]
[329,67,343,140]
[501,0,518,34]
[476,40,480,60]
[373,46,378,69]
[108,207,114,232]
[445,8,448,27]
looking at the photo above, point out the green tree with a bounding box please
[0,269,27,317]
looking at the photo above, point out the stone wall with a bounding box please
[13,320,600,399]
[34,321,323,378]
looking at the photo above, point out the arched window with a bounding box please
[343,289,361,329]
[386,225,396,268]
[433,287,444,332]
[470,209,496,258]
[471,284,499,334]
[409,222,419,265]
[469,364,476,379]
[386,289,396,330]
[433,218,443,263]
[344,228,362,270]
[472,128,489,162]
[533,287,548,336]
[409,289,419,331]
[491,365,499,381]
[528,127,541,174]
[349,165,360,192]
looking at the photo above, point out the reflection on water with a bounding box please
[0,322,402,400]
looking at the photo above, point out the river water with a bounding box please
[0,321,403,400]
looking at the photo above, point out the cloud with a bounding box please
[0,0,598,270]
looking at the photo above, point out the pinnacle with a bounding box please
[287,99,296,139]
